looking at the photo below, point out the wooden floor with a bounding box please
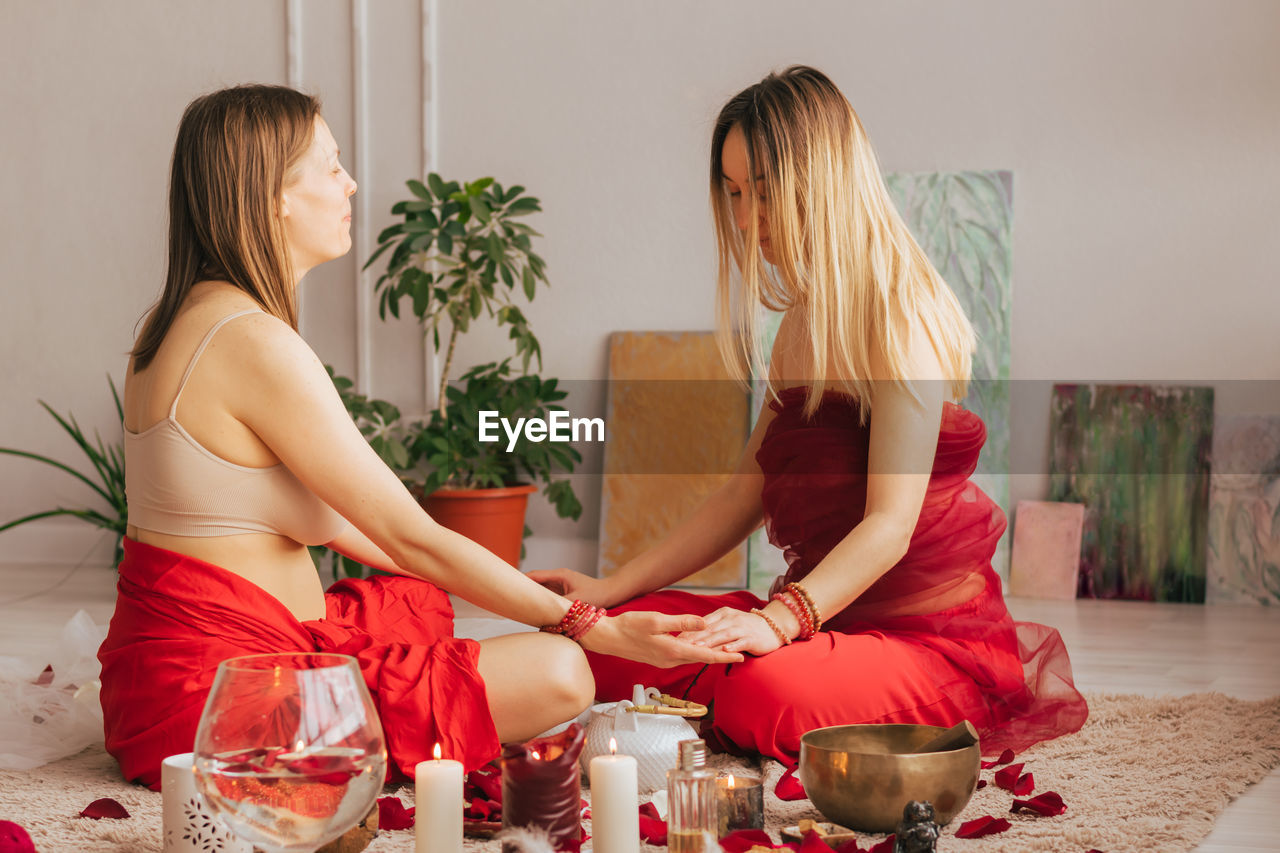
[1,561,1277,851]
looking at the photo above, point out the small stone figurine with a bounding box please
[894,801,940,853]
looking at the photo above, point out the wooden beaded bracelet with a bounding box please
[751,607,792,646]
[772,590,815,639]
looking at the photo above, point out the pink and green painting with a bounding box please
[1207,416,1280,605]
[1048,384,1214,602]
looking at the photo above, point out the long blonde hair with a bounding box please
[710,66,974,421]
[132,84,319,370]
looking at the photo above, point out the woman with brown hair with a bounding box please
[531,66,1088,769]
[98,84,739,789]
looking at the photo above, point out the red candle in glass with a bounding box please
[500,723,585,853]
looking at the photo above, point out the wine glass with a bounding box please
[192,652,387,853]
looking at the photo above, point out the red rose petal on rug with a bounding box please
[867,835,895,853]
[955,816,1011,838]
[466,797,501,821]
[775,766,807,800]
[0,821,35,853]
[377,796,415,830]
[638,802,668,845]
[976,779,988,790]
[79,798,130,819]
[980,748,1016,769]
[993,762,1034,793]
[1011,791,1067,817]
[720,829,778,852]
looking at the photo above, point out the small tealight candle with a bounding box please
[415,743,463,853]
[716,774,764,837]
[589,738,640,853]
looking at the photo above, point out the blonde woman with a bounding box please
[97,84,739,790]
[531,67,1087,769]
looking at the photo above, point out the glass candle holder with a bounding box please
[716,774,764,837]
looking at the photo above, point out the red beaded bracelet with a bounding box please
[785,582,824,633]
[542,599,606,643]
[772,590,814,640]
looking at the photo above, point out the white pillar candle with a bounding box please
[415,743,464,853]
[589,739,640,853]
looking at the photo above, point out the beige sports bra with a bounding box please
[124,309,348,546]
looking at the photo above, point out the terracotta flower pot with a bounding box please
[420,484,537,567]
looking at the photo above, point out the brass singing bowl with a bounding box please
[798,724,981,834]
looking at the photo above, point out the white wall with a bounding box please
[3,0,1277,567]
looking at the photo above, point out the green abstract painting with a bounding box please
[1207,416,1280,605]
[1048,384,1214,602]
[748,170,1014,593]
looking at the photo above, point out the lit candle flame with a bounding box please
[531,749,541,760]
[609,737,617,755]
[433,743,442,761]
[727,775,736,789]
[295,740,305,753]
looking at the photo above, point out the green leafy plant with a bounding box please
[409,360,582,519]
[363,174,582,522]
[0,376,128,565]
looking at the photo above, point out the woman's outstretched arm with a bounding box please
[221,312,741,668]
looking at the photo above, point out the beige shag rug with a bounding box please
[2,692,1277,853]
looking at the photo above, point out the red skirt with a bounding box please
[587,567,1086,764]
[98,538,498,789]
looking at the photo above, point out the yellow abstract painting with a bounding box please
[598,332,749,588]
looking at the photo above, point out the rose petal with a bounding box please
[994,762,1034,793]
[79,798,130,820]
[954,816,1012,838]
[1011,791,1067,817]
[0,820,36,853]
[638,811,668,846]
[720,829,779,852]
[976,779,988,790]
[867,836,895,853]
[377,796,415,830]
[980,748,1016,769]
[799,830,832,853]
[466,797,501,821]
[466,766,503,803]
[775,766,807,801]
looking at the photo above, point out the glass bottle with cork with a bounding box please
[666,738,717,853]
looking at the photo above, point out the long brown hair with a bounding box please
[132,84,320,370]
[710,66,974,420]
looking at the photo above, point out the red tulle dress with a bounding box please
[98,538,499,790]
[588,387,1088,763]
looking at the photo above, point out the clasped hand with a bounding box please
[676,606,786,657]
[580,611,744,668]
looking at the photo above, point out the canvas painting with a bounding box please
[597,331,750,588]
[1207,416,1280,605]
[1048,384,1214,602]
[748,170,1014,593]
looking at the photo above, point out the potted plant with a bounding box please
[0,376,128,566]
[362,174,582,565]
